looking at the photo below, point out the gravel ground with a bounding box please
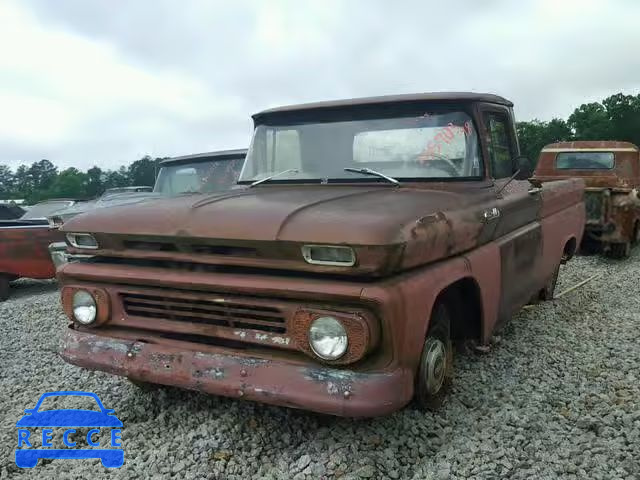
[0,251,639,480]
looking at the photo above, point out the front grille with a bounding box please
[121,293,287,333]
[585,191,605,222]
[122,240,257,257]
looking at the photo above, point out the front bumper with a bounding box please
[48,242,93,268]
[60,328,413,417]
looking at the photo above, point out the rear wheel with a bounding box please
[415,302,453,411]
[608,242,631,259]
[632,222,640,247]
[0,275,10,302]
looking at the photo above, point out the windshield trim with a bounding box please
[243,106,485,184]
[237,175,484,185]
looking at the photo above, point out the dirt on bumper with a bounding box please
[60,328,413,417]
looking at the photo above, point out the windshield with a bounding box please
[21,201,74,219]
[239,111,481,183]
[555,152,615,170]
[154,158,244,195]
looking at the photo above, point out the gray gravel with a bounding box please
[1,251,639,479]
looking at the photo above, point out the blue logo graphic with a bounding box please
[15,391,123,468]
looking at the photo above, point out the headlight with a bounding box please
[309,316,348,360]
[301,245,355,266]
[72,290,97,324]
[66,233,99,249]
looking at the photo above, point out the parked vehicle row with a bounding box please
[0,150,246,301]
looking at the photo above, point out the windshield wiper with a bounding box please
[344,167,400,185]
[249,169,299,187]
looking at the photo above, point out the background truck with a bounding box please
[533,141,640,258]
[57,93,585,416]
[47,149,247,267]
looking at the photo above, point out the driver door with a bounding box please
[482,109,543,322]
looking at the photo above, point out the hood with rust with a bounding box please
[62,185,496,276]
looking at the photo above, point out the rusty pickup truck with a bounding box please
[57,93,585,416]
[533,141,640,258]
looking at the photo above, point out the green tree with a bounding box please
[46,168,87,199]
[28,159,58,194]
[128,156,158,186]
[86,166,104,198]
[567,102,612,141]
[103,166,130,189]
[13,165,33,200]
[517,118,573,165]
[601,93,640,145]
[0,165,14,197]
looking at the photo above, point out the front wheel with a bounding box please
[415,302,453,411]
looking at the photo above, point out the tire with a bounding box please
[0,275,10,302]
[538,264,560,301]
[632,222,640,247]
[608,242,630,259]
[415,302,453,411]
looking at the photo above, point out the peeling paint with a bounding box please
[89,340,130,354]
[194,367,225,380]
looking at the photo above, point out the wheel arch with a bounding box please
[562,236,578,263]
[430,277,484,343]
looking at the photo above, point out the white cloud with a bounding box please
[1,0,639,171]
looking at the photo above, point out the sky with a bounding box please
[1,0,639,171]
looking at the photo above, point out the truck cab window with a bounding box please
[485,114,514,179]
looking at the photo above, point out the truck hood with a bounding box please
[63,185,489,247]
[62,185,497,276]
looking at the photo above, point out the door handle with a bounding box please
[482,207,501,222]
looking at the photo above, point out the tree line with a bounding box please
[1,92,639,204]
[0,156,166,204]
[516,92,640,164]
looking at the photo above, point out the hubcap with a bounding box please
[422,338,447,395]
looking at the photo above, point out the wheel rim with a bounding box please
[422,338,447,395]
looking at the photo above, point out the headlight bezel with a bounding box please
[291,309,379,365]
[61,286,110,327]
[66,233,99,250]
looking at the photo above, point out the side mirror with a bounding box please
[513,155,533,180]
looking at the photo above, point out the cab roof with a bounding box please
[161,149,247,165]
[253,92,513,121]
